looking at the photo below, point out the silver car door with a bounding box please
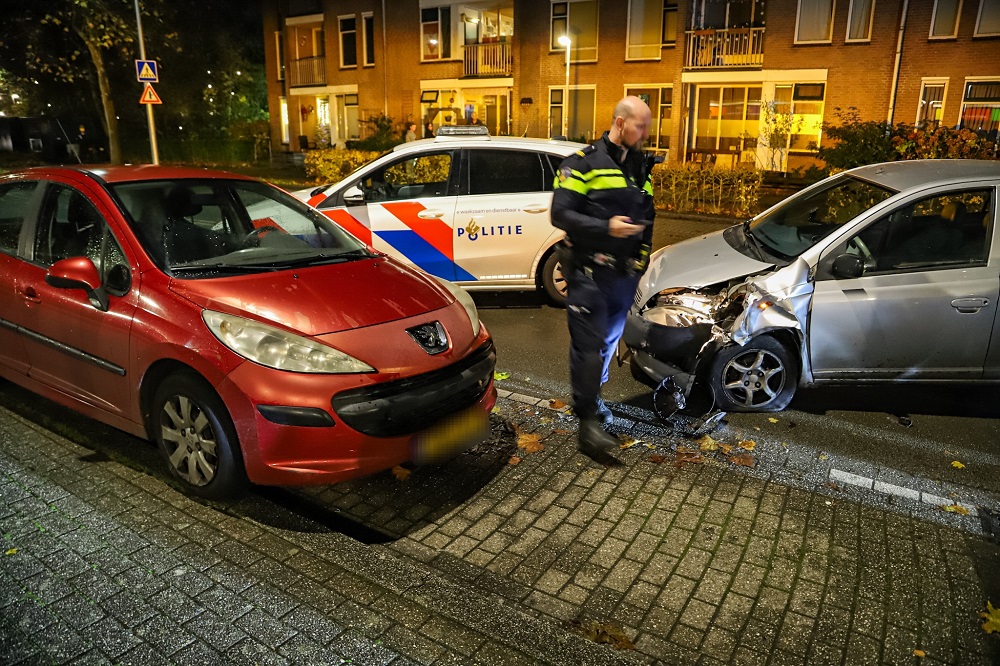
[809,187,997,380]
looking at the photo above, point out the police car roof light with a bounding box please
[435,125,490,137]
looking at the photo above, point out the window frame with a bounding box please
[548,85,598,141]
[421,6,453,62]
[794,0,836,44]
[275,31,286,81]
[463,148,551,196]
[929,0,963,38]
[915,78,949,127]
[845,0,875,42]
[363,13,375,66]
[339,15,358,69]
[625,0,665,61]
[550,1,599,62]
[975,0,1000,36]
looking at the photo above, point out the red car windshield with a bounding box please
[110,179,370,273]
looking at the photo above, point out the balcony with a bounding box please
[463,41,512,78]
[684,27,764,69]
[290,56,326,87]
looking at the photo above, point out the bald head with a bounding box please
[608,95,652,152]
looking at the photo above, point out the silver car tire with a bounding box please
[541,252,568,307]
[152,372,249,500]
[707,336,798,412]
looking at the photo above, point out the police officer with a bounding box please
[552,96,655,458]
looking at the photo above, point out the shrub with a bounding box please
[892,125,998,160]
[651,162,762,218]
[816,107,900,173]
[347,114,402,152]
[304,148,380,183]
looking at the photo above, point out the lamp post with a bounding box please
[557,35,571,138]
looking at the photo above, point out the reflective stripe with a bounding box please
[555,167,629,194]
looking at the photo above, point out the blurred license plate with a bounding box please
[411,407,489,465]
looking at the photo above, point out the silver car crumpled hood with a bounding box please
[635,227,774,307]
[730,257,814,345]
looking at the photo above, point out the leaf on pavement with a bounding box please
[696,435,719,452]
[648,454,668,464]
[490,406,501,414]
[618,435,640,450]
[951,460,966,469]
[518,433,544,453]
[508,455,521,465]
[913,649,926,658]
[391,465,411,481]
[942,504,970,515]
[676,445,698,454]
[768,417,779,423]
[718,441,734,455]
[981,601,1000,634]
[553,428,572,436]
[4,548,16,556]
[493,370,511,381]
[674,450,705,467]
[738,439,756,451]
[548,399,568,410]
[566,618,635,651]
[728,453,755,468]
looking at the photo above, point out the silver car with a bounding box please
[626,159,1000,412]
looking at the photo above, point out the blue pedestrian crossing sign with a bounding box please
[135,60,159,83]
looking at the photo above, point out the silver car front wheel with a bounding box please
[708,336,798,412]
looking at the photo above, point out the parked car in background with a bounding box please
[0,165,496,499]
[625,160,1000,412]
[295,127,587,305]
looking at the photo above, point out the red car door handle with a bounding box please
[20,286,41,304]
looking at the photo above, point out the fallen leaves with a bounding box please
[942,504,970,515]
[913,649,926,658]
[566,618,635,650]
[493,370,511,381]
[618,435,644,450]
[696,434,719,452]
[4,548,16,556]
[644,435,757,469]
[981,601,1000,634]
[390,465,411,481]
[517,432,545,454]
[548,398,568,410]
[951,460,966,469]
[508,455,521,465]
[729,453,756,468]
[767,417,779,423]
[738,439,756,451]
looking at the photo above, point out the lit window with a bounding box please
[551,1,598,61]
[627,0,664,60]
[917,81,947,127]
[795,0,835,42]
[846,0,875,41]
[960,80,1000,137]
[421,7,452,60]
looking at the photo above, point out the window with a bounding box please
[34,185,108,267]
[363,14,375,65]
[467,150,547,195]
[846,0,875,40]
[844,190,993,274]
[364,151,456,203]
[917,81,947,127]
[551,1,599,61]
[421,7,452,60]
[960,80,1000,137]
[275,32,285,80]
[626,86,673,150]
[0,181,36,255]
[976,0,1000,35]
[627,0,665,59]
[795,0,835,42]
[279,97,290,144]
[930,0,962,37]
[692,0,765,29]
[339,16,357,68]
[663,0,678,44]
[549,87,596,141]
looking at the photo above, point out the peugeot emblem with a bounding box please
[406,321,449,355]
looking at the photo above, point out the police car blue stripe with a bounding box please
[376,230,477,282]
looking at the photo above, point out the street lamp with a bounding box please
[557,35,571,137]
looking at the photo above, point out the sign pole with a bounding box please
[134,0,159,164]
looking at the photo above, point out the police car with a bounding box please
[295,126,587,305]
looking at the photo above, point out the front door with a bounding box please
[809,187,997,379]
[0,180,40,376]
[15,182,136,416]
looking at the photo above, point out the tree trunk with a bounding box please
[82,36,122,165]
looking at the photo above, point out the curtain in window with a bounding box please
[847,0,874,39]
[797,0,834,41]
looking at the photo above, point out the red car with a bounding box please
[0,165,496,499]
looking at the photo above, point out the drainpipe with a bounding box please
[382,0,388,117]
[886,0,909,125]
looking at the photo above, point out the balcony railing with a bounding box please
[290,56,326,87]
[463,41,512,78]
[685,27,764,69]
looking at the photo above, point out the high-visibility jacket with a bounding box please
[551,131,655,267]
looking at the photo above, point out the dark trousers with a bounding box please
[565,265,640,420]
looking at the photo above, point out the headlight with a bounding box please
[433,278,481,335]
[203,311,374,374]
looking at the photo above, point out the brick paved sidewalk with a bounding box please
[2,388,999,665]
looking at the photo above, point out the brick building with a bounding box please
[262,0,999,170]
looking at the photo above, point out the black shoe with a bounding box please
[596,398,614,427]
[578,419,619,457]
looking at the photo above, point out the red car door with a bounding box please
[0,180,40,376]
[14,179,138,420]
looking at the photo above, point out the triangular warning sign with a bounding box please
[139,83,162,105]
[138,62,156,81]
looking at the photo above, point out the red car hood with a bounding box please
[168,256,455,336]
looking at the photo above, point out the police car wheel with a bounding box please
[541,253,568,307]
[707,336,797,412]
